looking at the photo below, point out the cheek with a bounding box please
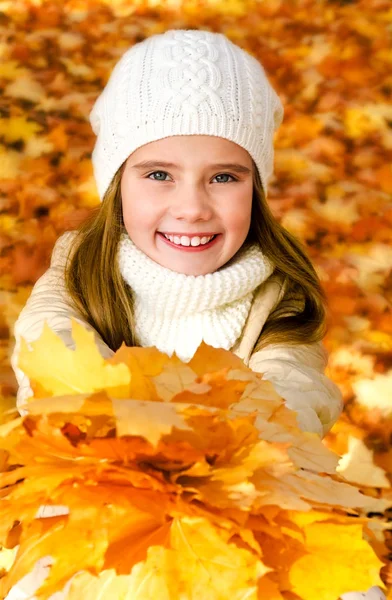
[121,182,159,231]
[222,192,252,232]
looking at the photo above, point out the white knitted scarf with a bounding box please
[117,233,274,361]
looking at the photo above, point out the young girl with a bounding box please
[9,29,385,600]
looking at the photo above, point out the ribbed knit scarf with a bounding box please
[117,233,274,361]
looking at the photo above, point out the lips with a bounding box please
[159,232,219,237]
[157,232,220,252]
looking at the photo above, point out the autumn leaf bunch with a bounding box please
[0,321,388,600]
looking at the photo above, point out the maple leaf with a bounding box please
[0,116,43,144]
[0,60,29,79]
[121,516,269,600]
[18,320,131,400]
[5,75,46,103]
[353,372,392,418]
[0,146,22,180]
[288,520,386,600]
[337,436,390,488]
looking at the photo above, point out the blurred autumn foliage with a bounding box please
[0,0,392,592]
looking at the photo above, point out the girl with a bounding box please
[10,29,385,600]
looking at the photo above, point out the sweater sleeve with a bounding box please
[248,341,343,438]
[10,231,114,410]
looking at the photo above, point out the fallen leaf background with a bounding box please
[0,0,391,594]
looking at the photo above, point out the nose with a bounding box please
[169,184,214,222]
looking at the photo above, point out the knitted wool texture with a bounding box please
[89,29,284,201]
[117,233,274,361]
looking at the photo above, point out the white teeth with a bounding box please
[162,234,215,247]
[181,235,191,246]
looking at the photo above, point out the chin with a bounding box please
[170,262,217,276]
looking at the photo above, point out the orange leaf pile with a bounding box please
[0,321,389,600]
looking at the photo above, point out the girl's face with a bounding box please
[121,135,253,275]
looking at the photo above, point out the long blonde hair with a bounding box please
[64,161,327,353]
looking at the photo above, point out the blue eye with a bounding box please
[213,173,237,183]
[147,171,170,181]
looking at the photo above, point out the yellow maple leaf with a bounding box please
[123,516,269,600]
[5,75,46,103]
[0,145,22,179]
[0,60,28,79]
[312,195,360,226]
[353,371,392,418]
[114,398,193,445]
[152,362,198,402]
[337,436,390,488]
[18,320,131,400]
[288,521,386,600]
[53,570,135,600]
[361,330,392,352]
[344,103,392,139]
[0,547,17,574]
[0,116,43,144]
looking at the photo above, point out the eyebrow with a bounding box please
[129,160,252,175]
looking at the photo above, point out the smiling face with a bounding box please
[120,135,254,275]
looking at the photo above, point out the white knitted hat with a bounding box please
[89,28,284,201]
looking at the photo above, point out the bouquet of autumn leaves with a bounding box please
[0,321,390,600]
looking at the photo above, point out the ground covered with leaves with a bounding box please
[0,0,391,597]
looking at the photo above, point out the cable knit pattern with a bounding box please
[118,233,274,361]
[89,29,284,201]
[161,32,223,112]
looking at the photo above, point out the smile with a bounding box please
[157,232,220,251]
